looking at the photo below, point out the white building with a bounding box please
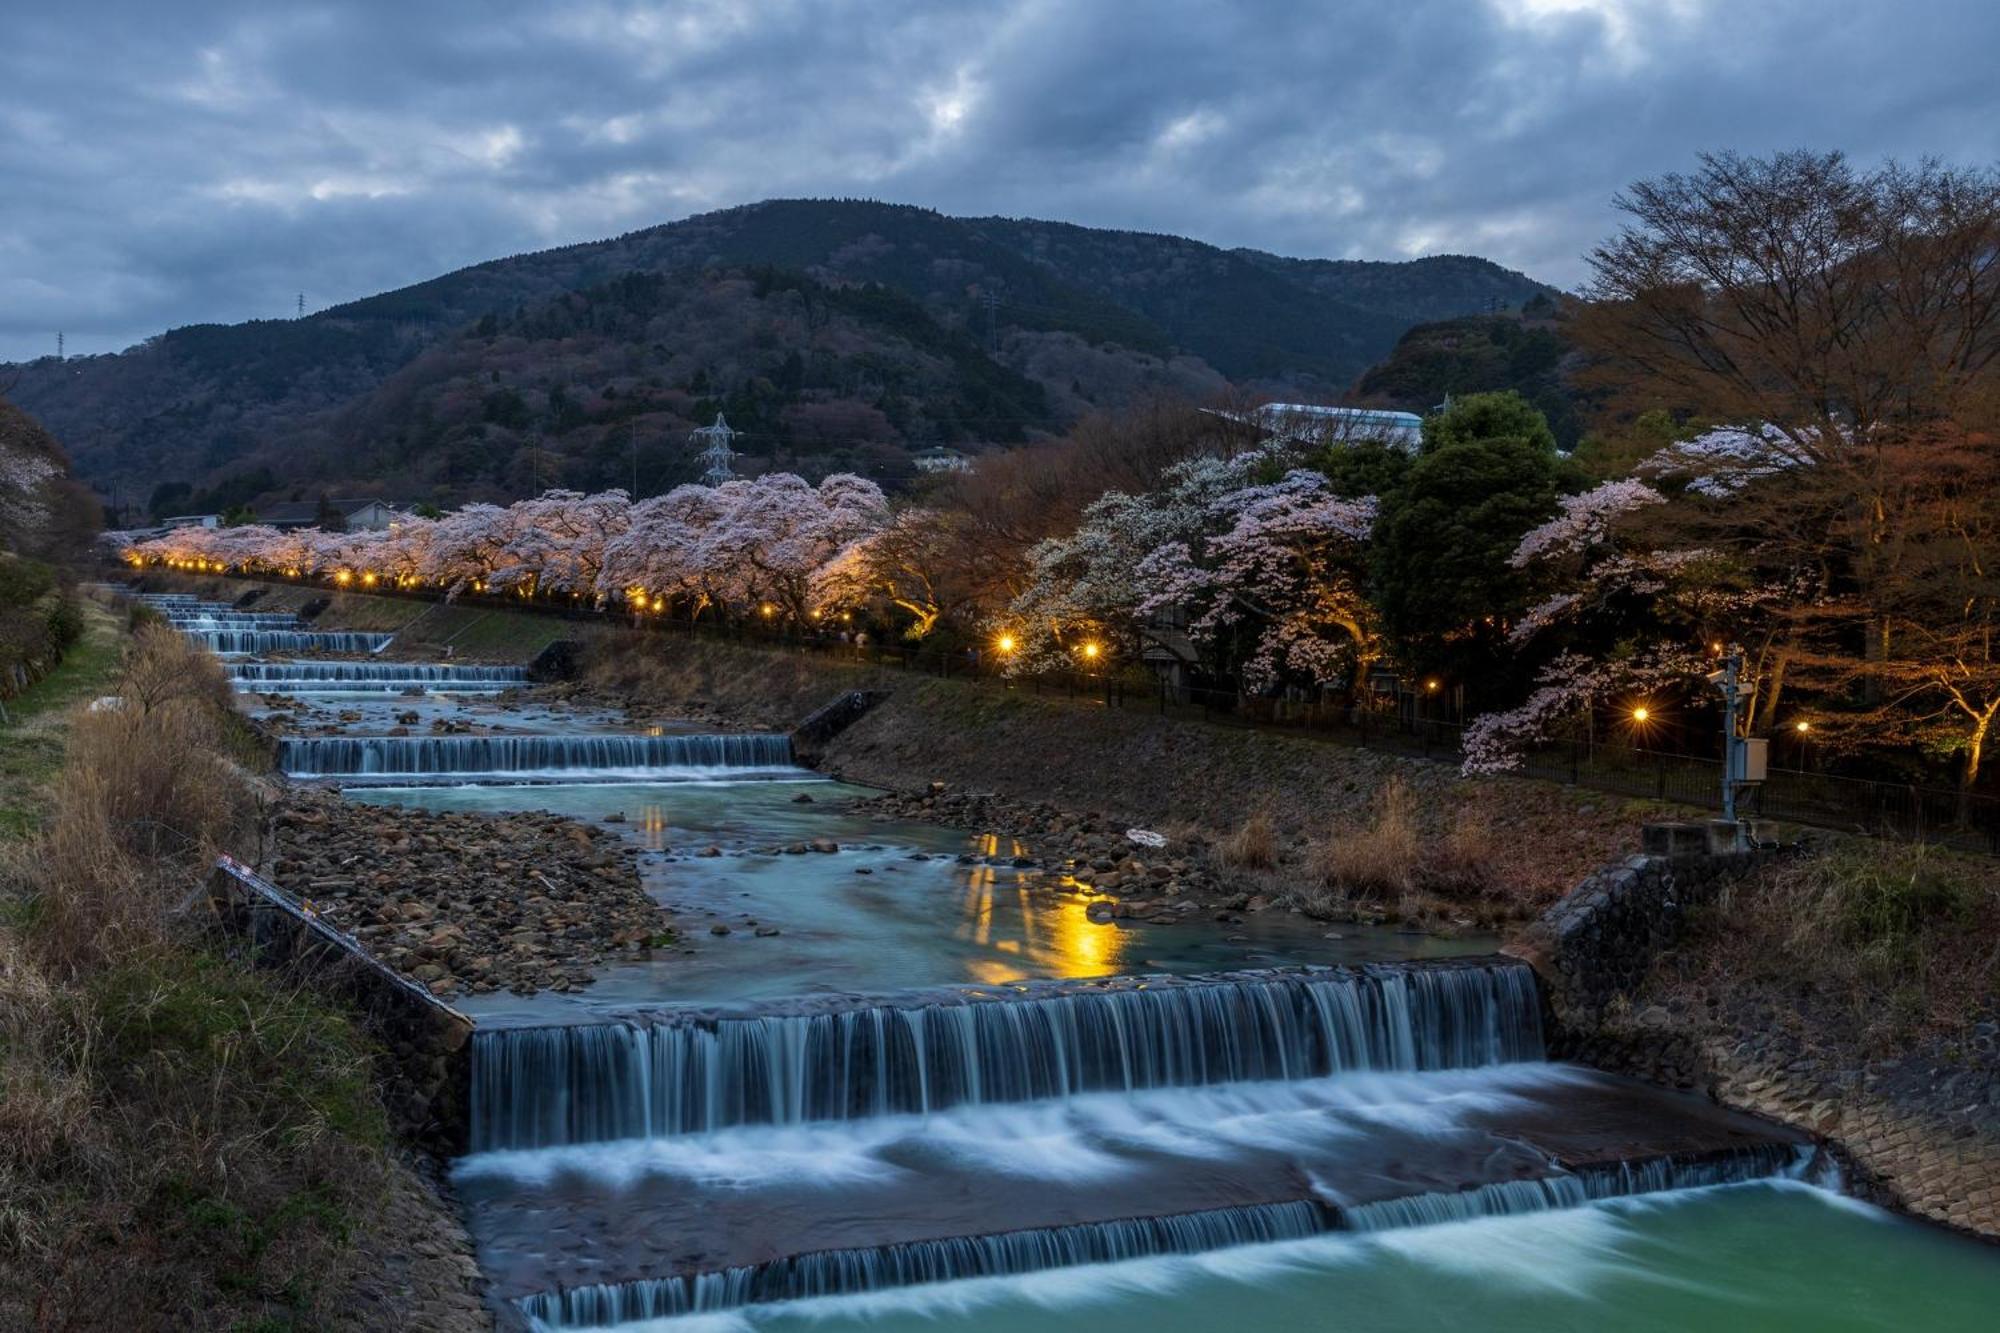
[1253,404,1425,451]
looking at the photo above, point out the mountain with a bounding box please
[3,199,1557,510]
[1351,302,1585,450]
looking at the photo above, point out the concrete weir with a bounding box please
[449,963,1819,1327]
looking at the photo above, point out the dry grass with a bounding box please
[1681,841,2000,1049]
[1214,809,1278,871]
[0,623,390,1328]
[1308,776,1423,905]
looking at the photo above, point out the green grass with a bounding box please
[0,598,124,841]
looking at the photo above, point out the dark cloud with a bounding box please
[4,0,1996,361]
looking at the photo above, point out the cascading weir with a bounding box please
[231,662,528,684]
[279,731,796,777]
[185,628,395,654]
[508,1145,1819,1329]
[518,1201,1330,1328]
[468,959,1546,1151]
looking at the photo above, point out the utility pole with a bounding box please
[1710,647,1763,848]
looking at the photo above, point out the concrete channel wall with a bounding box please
[208,855,475,1153]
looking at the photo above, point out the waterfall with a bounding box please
[185,628,394,654]
[165,614,303,628]
[469,961,1546,1151]
[230,662,528,683]
[1340,1143,1817,1230]
[280,731,796,778]
[508,1144,1820,1328]
[514,1200,1329,1329]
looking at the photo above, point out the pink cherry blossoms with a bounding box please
[120,472,888,622]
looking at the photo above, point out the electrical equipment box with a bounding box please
[1729,736,1769,784]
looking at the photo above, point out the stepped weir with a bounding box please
[457,962,1818,1328]
[280,732,796,778]
[129,583,1868,1326]
[469,960,1545,1150]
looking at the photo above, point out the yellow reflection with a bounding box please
[638,804,667,850]
[1054,897,1116,977]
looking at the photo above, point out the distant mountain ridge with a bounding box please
[5,199,1558,508]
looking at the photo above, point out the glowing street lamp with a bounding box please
[1631,705,1651,724]
[1794,720,1811,733]
[1081,642,1101,661]
[996,633,1017,654]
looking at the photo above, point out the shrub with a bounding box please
[1309,777,1422,902]
[1215,810,1277,871]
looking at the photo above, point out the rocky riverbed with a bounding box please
[268,789,673,997]
[846,783,1337,930]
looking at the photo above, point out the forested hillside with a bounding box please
[1352,303,1583,449]
[5,199,1556,509]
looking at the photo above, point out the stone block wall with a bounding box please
[1522,835,2000,1241]
[1523,846,1770,1028]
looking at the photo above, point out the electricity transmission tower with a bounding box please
[297,292,305,318]
[56,331,63,360]
[692,413,738,486]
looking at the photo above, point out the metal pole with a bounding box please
[1721,651,1739,824]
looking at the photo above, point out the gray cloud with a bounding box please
[4,0,1997,361]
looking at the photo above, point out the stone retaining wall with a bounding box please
[1519,844,1771,1029]
[1522,834,2000,1241]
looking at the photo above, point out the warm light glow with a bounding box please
[1425,679,1440,693]
[760,603,776,617]
[649,596,663,612]
[1795,720,1811,733]
[1081,642,1101,660]
[1711,640,1723,653]
[1632,706,1650,723]
[996,633,1017,653]
[334,570,353,585]
[362,572,377,586]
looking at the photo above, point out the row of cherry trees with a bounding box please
[123,473,895,626]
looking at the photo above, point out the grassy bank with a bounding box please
[0,623,478,1329]
[586,633,1664,920]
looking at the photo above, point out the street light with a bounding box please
[1081,642,1101,660]
[1631,705,1650,723]
[996,633,1017,654]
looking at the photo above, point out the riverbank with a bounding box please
[0,617,491,1330]
[581,632,1662,928]
[1534,838,2000,1241]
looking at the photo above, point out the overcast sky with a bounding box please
[4,0,1996,362]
